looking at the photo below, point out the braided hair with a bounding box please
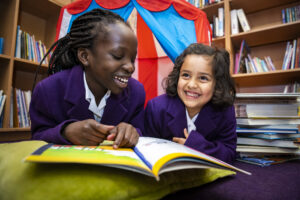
[33,8,128,89]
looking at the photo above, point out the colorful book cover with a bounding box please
[25,137,251,181]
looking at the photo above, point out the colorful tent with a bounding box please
[56,0,212,103]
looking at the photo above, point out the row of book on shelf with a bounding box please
[234,37,300,74]
[234,40,275,74]
[234,92,300,166]
[282,5,300,24]
[185,0,222,9]
[14,25,49,64]
[11,88,32,128]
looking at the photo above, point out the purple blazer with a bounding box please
[30,65,145,144]
[144,94,237,163]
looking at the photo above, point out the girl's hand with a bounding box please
[62,119,114,145]
[172,128,189,144]
[107,122,139,149]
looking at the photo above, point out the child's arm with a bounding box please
[184,106,237,164]
[30,82,74,144]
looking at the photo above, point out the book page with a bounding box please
[134,137,246,176]
[25,144,152,176]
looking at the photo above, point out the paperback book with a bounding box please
[237,155,300,167]
[25,137,251,181]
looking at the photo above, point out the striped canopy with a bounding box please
[56,0,212,103]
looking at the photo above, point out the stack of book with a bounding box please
[235,93,300,166]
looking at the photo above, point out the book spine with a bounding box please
[247,54,258,73]
[237,40,245,73]
[282,41,290,69]
[218,7,224,37]
[295,37,300,68]
[231,9,239,35]
[290,39,297,69]
[282,9,286,23]
[237,9,251,32]
[0,37,4,54]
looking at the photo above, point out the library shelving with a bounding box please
[0,0,299,141]
[201,0,300,93]
[0,0,60,141]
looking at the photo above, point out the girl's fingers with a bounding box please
[183,128,189,138]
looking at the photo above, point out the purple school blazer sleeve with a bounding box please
[144,94,237,163]
[30,82,74,144]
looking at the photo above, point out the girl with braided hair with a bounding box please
[30,8,145,148]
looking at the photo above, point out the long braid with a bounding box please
[32,8,128,90]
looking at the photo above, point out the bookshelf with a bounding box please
[201,0,300,93]
[0,0,299,140]
[0,0,60,140]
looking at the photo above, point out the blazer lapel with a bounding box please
[64,66,93,120]
[167,97,187,138]
[194,103,216,138]
[101,90,128,126]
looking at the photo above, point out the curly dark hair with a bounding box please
[163,43,236,107]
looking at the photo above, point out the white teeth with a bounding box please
[186,92,199,97]
[114,76,128,83]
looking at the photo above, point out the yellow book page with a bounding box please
[25,144,152,175]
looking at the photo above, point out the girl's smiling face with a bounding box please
[84,22,137,102]
[177,54,215,118]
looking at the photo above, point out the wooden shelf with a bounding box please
[14,58,48,73]
[233,68,300,87]
[201,1,224,21]
[231,21,300,48]
[20,0,60,20]
[0,128,31,142]
[0,127,31,132]
[230,0,298,14]
[0,54,11,60]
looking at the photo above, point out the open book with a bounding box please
[25,137,251,180]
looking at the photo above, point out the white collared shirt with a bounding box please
[83,72,111,123]
[185,109,199,134]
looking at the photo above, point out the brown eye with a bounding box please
[181,73,190,78]
[199,75,209,81]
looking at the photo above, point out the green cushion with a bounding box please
[0,141,235,200]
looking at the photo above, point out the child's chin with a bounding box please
[111,87,126,95]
